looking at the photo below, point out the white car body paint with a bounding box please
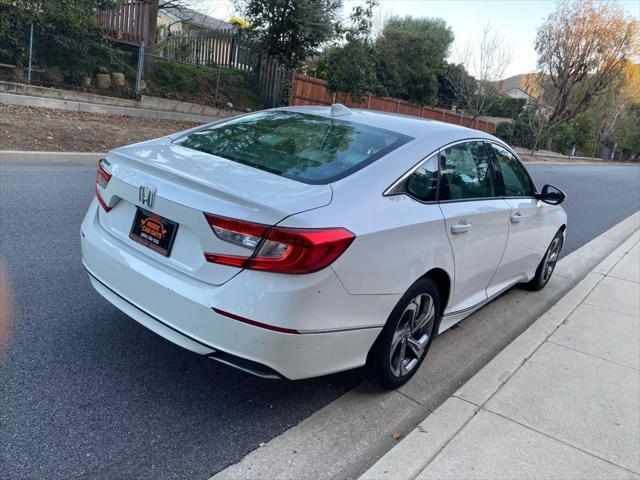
[81,106,567,380]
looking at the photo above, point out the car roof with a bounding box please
[279,105,497,142]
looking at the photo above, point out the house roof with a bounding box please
[162,6,234,31]
[496,74,539,97]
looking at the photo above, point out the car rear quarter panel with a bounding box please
[280,189,454,297]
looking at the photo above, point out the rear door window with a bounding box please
[177,111,411,184]
[439,141,497,201]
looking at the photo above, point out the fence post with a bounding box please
[215,64,221,102]
[136,41,145,95]
[27,23,34,84]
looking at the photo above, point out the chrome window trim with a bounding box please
[383,151,440,197]
[488,140,539,196]
[383,137,486,197]
[383,137,539,202]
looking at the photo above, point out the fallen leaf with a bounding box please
[391,432,402,440]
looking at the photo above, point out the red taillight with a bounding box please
[203,213,355,274]
[249,227,355,273]
[95,159,112,212]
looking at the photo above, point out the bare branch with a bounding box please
[534,0,639,129]
[447,23,512,118]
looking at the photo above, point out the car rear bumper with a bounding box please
[81,200,393,380]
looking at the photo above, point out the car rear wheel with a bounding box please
[368,278,440,389]
[523,230,564,291]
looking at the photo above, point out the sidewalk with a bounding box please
[362,231,640,480]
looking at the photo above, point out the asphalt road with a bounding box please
[0,162,638,480]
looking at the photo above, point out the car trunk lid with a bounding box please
[97,140,332,285]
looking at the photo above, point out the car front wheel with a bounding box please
[368,278,440,389]
[524,230,564,291]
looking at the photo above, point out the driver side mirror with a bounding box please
[538,184,566,205]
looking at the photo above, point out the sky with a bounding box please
[198,0,640,78]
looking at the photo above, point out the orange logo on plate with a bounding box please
[140,217,167,240]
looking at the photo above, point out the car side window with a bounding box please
[405,156,438,202]
[439,141,496,201]
[492,144,534,197]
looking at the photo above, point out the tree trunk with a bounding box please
[531,126,546,155]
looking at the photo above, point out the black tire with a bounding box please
[367,278,440,389]
[523,230,564,291]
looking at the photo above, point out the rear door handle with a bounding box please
[451,221,472,234]
[510,212,523,223]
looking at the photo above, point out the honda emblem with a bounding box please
[139,185,156,209]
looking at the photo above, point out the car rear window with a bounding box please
[176,110,412,184]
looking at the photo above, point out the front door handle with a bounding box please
[451,221,472,235]
[511,212,523,223]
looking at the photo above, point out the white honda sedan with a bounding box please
[81,105,567,388]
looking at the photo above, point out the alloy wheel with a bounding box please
[543,236,562,283]
[389,293,436,377]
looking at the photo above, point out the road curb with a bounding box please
[0,151,105,163]
[360,225,640,480]
[210,212,640,480]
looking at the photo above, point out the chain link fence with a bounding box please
[0,23,290,111]
[0,23,141,97]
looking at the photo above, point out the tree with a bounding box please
[447,23,512,119]
[234,0,342,68]
[613,103,640,160]
[591,61,640,155]
[552,110,596,154]
[530,0,639,151]
[484,95,526,119]
[437,62,475,109]
[316,0,380,102]
[375,16,453,105]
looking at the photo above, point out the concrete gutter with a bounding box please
[210,211,640,480]
[0,151,105,163]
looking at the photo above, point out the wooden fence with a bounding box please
[290,74,497,134]
[157,31,292,106]
[97,0,152,47]
[157,29,253,71]
[256,54,292,107]
[97,1,293,106]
